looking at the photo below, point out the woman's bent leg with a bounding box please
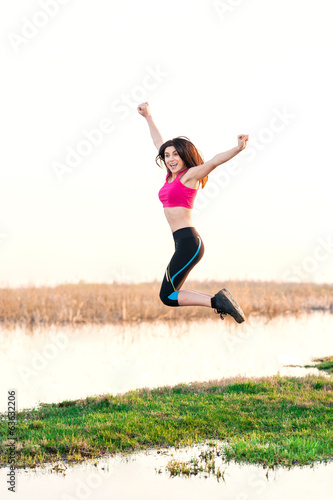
[158,227,245,319]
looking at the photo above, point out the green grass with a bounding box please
[313,356,333,374]
[165,447,227,480]
[1,375,333,469]
[304,356,333,374]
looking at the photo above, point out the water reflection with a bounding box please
[0,441,332,500]
[1,312,332,412]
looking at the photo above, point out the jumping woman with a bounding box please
[137,101,249,323]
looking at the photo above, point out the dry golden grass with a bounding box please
[0,280,332,330]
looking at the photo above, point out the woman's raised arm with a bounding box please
[186,135,249,181]
[137,101,164,151]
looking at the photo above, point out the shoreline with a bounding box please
[1,373,332,469]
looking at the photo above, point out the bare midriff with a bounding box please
[162,173,200,233]
[163,206,194,233]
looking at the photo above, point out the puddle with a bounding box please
[1,312,333,412]
[0,442,332,500]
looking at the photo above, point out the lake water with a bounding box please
[0,441,332,500]
[1,312,332,499]
[1,311,333,412]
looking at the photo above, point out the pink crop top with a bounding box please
[158,168,198,209]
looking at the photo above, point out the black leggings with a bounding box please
[159,226,205,307]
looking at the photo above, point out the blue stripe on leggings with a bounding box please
[171,236,201,288]
[168,291,179,301]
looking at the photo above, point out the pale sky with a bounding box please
[0,0,333,288]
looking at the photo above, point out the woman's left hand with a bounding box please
[238,134,249,151]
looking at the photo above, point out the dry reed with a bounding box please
[0,280,332,330]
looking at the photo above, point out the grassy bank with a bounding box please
[308,356,333,374]
[0,280,332,329]
[1,375,332,468]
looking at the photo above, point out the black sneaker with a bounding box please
[212,288,246,323]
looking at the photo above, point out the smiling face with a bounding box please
[164,146,186,176]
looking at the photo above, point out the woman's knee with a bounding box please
[159,289,180,307]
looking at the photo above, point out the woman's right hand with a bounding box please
[137,101,151,118]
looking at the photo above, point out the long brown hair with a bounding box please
[155,136,208,188]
